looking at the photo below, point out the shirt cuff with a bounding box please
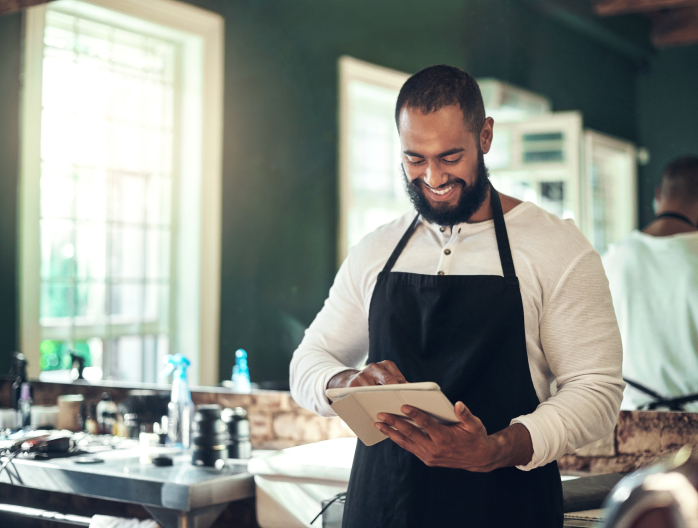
[509,415,548,471]
[313,366,360,417]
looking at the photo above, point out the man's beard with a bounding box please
[402,150,490,226]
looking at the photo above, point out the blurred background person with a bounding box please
[603,156,698,411]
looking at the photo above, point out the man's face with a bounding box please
[399,105,494,226]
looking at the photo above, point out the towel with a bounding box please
[89,515,161,528]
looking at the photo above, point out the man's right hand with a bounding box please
[327,360,408,396]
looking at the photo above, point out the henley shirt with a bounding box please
[290,201,624,470]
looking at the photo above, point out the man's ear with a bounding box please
[480,117,494,154]
[655,186,662,203]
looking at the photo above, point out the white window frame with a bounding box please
[337,56,409,264]
[19,0,224,385]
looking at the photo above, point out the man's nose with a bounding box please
[424,161,447,188]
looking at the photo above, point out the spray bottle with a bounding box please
[232,349,251,393]
[160,354,195,448]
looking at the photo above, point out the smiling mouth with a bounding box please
[428,185,453,195]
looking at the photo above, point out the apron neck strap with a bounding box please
[382,214,421,273]
[490,187,517,279]
[381,185,517,279]
[654,211,697,228]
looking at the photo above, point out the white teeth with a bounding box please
[430,185,453,195]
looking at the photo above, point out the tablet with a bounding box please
[326,382,458,446]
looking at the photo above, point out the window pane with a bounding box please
[41,219,75,279]
[76,223,107,279]
[111,172,146,224]
[76,167,108,221]
[146,229,170,279]
[40,340,72,371]
[75,282,106,323]
[109,335,143,382]
[110,283,142,321]
[40,163,75,219]
[145,283,168,324]
[110,226,145,279]
[41,281,73,319]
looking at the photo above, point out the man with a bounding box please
[291,65,623,528]
[603,156,698,411]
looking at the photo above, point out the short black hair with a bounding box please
[395,65,486,137]
[661,156,698,203]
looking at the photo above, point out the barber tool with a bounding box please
[191,404,228,468]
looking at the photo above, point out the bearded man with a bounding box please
[290,65,623,528]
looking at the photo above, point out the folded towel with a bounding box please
[89,515,161,528]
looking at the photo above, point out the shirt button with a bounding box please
[439,227,445,233]
[437,271,445,275]
[444,249,451,255]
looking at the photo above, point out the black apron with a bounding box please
[342,188,563,528]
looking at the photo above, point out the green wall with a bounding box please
[0,13,21,376]
[191,0,646,383]
[0,0,688,383]
[637,45,698,228]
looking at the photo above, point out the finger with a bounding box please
[401,405,443,439]
[365,364,400,385]
[349,372,373,387]
[380,413,429,442]
[380,361,408,384]
[454,401,484,432]
[375,422,423,454]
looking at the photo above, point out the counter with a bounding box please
[0,446,254,528]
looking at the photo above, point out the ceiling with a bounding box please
[593,0,698,47]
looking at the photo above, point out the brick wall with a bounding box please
[559,411,698,474]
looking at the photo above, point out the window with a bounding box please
[338,57,411,263]
[20,0,224,385]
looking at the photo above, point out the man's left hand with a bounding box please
[375,402,533,472]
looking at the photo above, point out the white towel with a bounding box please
[89,515,161,528]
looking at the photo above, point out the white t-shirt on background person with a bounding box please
[602,230,698,411]
[291,202,624,470]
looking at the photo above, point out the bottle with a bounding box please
[77,400,86,432]
[160,354,195,448]
[232,349,251,393]
[16,383,32,429]
[86,403,99,434]
[96,393,118,435]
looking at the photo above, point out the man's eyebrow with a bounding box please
[403,148,465,158]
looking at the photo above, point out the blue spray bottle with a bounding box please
[232,349,251,393]
[160,354,195,448]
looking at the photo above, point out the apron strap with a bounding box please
[490,187,518,280]
[381,185,518,280]
[382,214,421,273]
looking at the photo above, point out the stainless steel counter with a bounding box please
[0,447,255,528]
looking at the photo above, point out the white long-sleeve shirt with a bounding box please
[602,230,698,411]
[290,202,624,470]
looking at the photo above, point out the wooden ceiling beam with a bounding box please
[650,5,698,46]
[594,0,698,16]
[0,0,53,16]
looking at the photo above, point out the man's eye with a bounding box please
[406,158,424,166]
[442,156,462,165]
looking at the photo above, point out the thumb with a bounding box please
[455,401,478,428]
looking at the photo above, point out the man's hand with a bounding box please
[375,402,533,472]
[327,360,408,393]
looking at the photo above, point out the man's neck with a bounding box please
[642,203,698,237]
[466,188,522,224]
